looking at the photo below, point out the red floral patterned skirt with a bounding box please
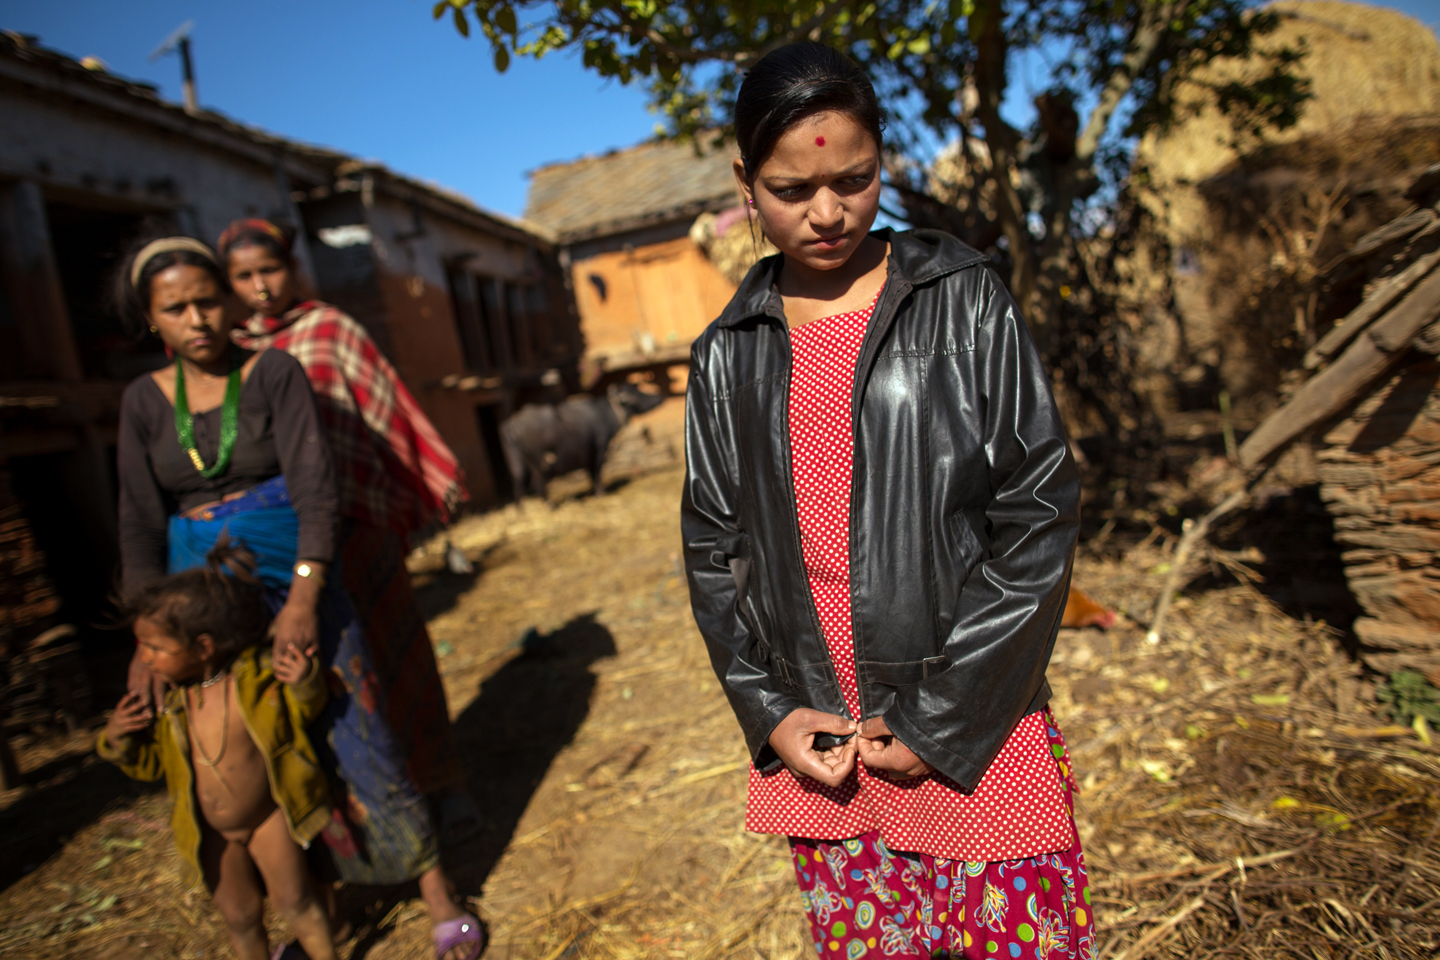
[789,721,1095,960]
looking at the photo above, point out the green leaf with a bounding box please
[1251,692,1291,707]
[102,837,145,850]
[452,6,470,37]
[496,5,517,35]
[432,1,450,20]
[494,44,511,73]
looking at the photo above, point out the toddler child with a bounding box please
[99,546,338,960]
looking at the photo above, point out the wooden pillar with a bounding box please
[0,179,117,583]
[0,179,83,380]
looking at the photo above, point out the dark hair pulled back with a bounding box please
[110,235,230,341]
[216,218,295,263]
[124,537,271,660]
[734,41,885,181]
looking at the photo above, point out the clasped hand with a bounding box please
[768,708,934,787]
[268,599,319,660]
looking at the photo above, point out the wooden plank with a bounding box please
[1334,525,1440,552]
[1320,207,1436,276]
[1240,269,1440,470]
[1371,268,1440,351]
[1306,246,1440,368]
[1354,617,1440,652]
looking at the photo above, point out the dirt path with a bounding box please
[2,403,1437,958]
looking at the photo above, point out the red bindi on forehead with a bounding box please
[815,136,826,147]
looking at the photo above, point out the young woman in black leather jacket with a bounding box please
[681,41,1095,958]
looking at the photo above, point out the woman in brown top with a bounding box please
[115,236,482,960]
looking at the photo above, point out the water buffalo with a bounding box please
[500,383,665,499]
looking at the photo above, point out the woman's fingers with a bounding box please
[786,748,854,787]
[855,718,931,779]
[799,709,857,737]
[816,739,859,780]
[857,716,891,740]
[769,708,858,787]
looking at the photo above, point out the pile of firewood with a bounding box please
[1236,163,1440,680]
[0,471,89,790]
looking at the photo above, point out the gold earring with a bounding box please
[149,325,158,334]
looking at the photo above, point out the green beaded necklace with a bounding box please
[173,355,241,478]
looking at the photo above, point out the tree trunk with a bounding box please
[970,0,1046,348]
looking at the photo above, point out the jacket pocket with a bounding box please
[858,656,952,688]
[714,532,772,664]
[947,506,990,576]
[772,655,838,692]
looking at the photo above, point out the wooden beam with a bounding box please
[1240,267,1440,470]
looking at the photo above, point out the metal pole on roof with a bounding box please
[149,20,198,116]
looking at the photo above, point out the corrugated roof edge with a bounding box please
[0,31,555,246]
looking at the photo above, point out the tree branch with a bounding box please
[596,9,729,65]
[969,0,1036,319]
[739,0,852,67]
[1074,0,1186,164]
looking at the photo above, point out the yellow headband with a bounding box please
[130,237,220,288]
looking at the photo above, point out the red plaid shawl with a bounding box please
[233,301,467,537]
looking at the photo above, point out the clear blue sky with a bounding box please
[1,0,1436,219]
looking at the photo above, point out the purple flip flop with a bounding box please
[434,914,486,960]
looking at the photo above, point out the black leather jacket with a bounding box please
[681,228,1079,792]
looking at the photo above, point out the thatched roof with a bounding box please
[1115,2,1440,415]
[1140,1,1440,199]
[525,139,739,244]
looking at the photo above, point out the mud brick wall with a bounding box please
[1314,353,1440,676]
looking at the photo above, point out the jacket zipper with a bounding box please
[846,272,909,720]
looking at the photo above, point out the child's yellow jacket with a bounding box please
[97,645,332,888]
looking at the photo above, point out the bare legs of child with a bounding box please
[201,808,337,960]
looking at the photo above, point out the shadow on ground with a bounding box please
[338,612,616,959]
[1206,484,1363,643]
[0,744,160,893]
[409,542,498,622]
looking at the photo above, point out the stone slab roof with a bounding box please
[525,137,739,243]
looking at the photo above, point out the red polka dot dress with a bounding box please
[744,289,1079,864]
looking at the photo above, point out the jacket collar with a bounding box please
[715,228,988,328]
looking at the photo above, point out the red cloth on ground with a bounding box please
[233,300,466,537]
[744,293,1076,862]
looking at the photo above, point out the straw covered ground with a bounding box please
[1,400,1437,958]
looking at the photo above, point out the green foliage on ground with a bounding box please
[1376,669,1440,728]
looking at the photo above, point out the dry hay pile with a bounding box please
[1055,540,1440,958]
[1,411,1438,957]
[691,208,776,288]
[1122,0,1440,421]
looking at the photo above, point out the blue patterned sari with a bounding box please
[167,475,438,884]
